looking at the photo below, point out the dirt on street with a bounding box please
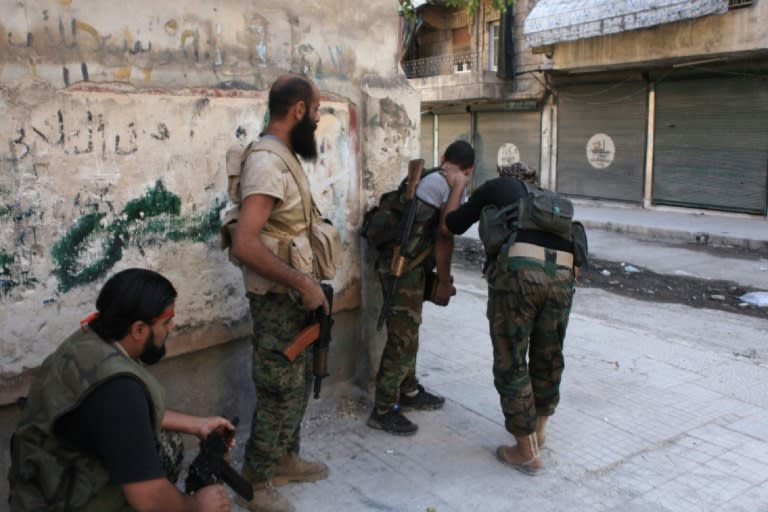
[455,237,768,321]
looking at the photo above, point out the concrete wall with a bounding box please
[550,2,767,71]
[0,0,420,407]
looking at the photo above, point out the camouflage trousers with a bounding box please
[375,264,426,410]
[243,292,313,482]
[157,430,184,483]
[487,257,574,437]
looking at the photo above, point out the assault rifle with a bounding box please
[283,283,334,399]
[184,417,253,501]
[376,158,424,331]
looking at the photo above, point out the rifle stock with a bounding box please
[376,158,425,331]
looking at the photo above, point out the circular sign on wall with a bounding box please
[586,133,615,169]
[497,143,520,167]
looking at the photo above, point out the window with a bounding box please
[453,59,472,73]
[488,21,500,72]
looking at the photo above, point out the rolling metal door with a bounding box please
[436,113,472,162]
[474,110,541,186]
[420,114,435,168]
[654,77,768,214]
[557,82,647,202]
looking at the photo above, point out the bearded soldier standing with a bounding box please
[229,74,337,512]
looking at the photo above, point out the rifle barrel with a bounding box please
[377,276,398,331]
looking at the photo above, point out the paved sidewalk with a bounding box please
[572,201,768,251]
[229,272,768,512]
[463,200,768,249]
[227,204,768,512]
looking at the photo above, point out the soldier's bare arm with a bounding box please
[231,193,327,312]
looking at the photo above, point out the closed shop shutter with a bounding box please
[557,82,647,202]
[420,114,435,168]
[474,110,541,186]
[436,113,472,160]
[654,77,768,214]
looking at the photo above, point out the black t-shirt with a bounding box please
[445,176,573,252]
[55,376,165,484]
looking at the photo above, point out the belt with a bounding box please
[507,242,573,268]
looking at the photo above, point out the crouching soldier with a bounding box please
[9,268,234,511]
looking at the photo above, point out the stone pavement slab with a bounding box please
[226,266,768,512]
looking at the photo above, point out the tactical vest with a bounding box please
[9,328,166,512]
[221,138,341,293]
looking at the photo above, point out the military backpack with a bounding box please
[479,181,589,268]
[360,167,441,259]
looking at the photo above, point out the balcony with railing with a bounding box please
[402,51,480,79]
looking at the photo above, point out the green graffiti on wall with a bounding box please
[51,180,226,293]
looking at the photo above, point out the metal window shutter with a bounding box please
[474,110,541,186]
[556,82,647,202]
[654,77,768,215]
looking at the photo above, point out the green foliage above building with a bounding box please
[399,0,514,19]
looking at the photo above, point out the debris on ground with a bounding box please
[739,291,768,307]
[453,237,768,320]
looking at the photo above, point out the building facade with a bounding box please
[402,0,551,185]
[404,0,768,216]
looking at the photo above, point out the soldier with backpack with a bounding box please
[444,161,588,474]
[362,140,475,435]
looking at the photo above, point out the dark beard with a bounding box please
[139,330,167,365]
[290,111,318,161]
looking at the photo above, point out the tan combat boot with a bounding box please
[535,415,549,448]
[272,451,330,486]
[496,433,542,475]
[239,467,296,512]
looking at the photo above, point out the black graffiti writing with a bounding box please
[7,32,33,48]
[115,122,138,155]
[150,123,170,141]
[10,110,166,159]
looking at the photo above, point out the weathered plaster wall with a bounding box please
[550,3,767,71]
[0,0,401,91]
[0,0,421,404]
